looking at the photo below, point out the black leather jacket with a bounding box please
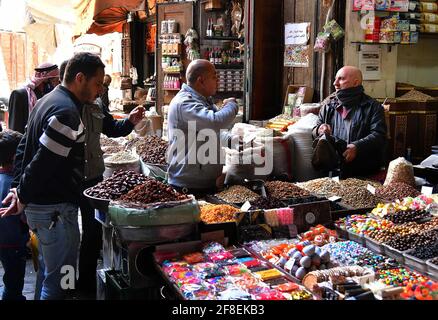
[313,91,387,176]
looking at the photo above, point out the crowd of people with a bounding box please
[0,53,387,300]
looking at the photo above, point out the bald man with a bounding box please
[167,59,238,194]
[312,66,387,178]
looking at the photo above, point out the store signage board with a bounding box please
[421,186,433,196]
[74,43,102,56]
[359,45,381,81]
[285,23,310,45]
[367,184,376,195]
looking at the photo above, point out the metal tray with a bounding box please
[334,225,349,240]
[426,259,438,281]
[113,223,197,243]
[83,188,110,212]
[382,244,407,264]
[347,229,366,246]
[403,250,428,274]
[364,235,385,255]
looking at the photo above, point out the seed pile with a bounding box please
[337,186,380,209]
[249,197,286,210]
[376,182,421,202]
[200,204,240,223]
[399,89,435,101]
[265,181,310,199]
[136,135,168,165]
[85,170,150,200]
[408,243,438,260]
[297,178,343,196]
[215,185,260,204]
[119,179,188,204]
[339,178,382,189]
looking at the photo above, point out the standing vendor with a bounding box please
[167,59,238,195]
[312,66,387,178]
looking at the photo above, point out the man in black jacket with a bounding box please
[1,53,105,300]
[8,63,60,133]
[313,66,387,178]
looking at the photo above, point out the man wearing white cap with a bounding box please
[8,62,60,133]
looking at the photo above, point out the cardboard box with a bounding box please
[283,85,314,108]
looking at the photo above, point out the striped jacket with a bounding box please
[12,85,85,205]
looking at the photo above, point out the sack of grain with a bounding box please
[383,157,416,187]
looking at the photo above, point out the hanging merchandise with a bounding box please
[314,32,331,52]
[184,28,201,61]
[323,19,345,40]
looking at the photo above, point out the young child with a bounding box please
[0,129,29,300]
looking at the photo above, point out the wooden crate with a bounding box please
[283,85,314,108]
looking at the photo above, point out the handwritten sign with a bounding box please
[421,186,433,196]
[285,23,310,45]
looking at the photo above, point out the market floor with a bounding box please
[0,212,93,300]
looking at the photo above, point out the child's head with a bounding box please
[0,130,23,166]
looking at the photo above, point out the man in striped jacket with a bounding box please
[0,52,105,300]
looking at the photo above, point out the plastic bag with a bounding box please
[255,135,294,180]
[383,157,416,187]
[314,32,331,52]
[323,20,345,41]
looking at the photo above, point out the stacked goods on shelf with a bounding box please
[419,0,438,32]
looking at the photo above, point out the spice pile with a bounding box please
[376,182,421,202]
[119,179,188,204]
[200,204,240,223]
[215,185,259,203]
[136,135,168,165]
[265,181,310,199]
[85,170,150,200]
[100,137,124,154]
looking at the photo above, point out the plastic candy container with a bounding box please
[183,252,204,264]
[400,281,438,300]
[252,288,286,300]
[225,264,249,276]
[208,251,234,262]
[202,242,226,255]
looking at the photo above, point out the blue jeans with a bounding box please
[25,203,80,300]
[0,247,27,300]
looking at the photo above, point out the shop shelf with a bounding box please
[403,250,428,274]
[426,259,438,281]
[347,230,366,246]
[364,235,385,255]
[383,244,407,264]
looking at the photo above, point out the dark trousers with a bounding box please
[78,179,103,292]
[0,247,27,300]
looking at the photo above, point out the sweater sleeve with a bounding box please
[180,100,238,132]
[17,112,84,204]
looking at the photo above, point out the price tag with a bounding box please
[367,184,376,195]
[332,176,340,183]
[328,196,342,202]
[241,201,251,212]
[421,186,433,196]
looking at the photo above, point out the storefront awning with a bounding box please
[74,0,144,37]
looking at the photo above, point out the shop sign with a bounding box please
[74,43,102,56]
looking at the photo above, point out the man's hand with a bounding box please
[0,188,25,218]
[128,106,145,125]
[318,124,332,136]
[343,144,358,163]
[223,98,236,105]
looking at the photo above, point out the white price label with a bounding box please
[329,196,342,202]
[421,186,433,196]
[284,258,296,272]
[332,176,340,183]
[241,201,251,212]
[367,184,376,195]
